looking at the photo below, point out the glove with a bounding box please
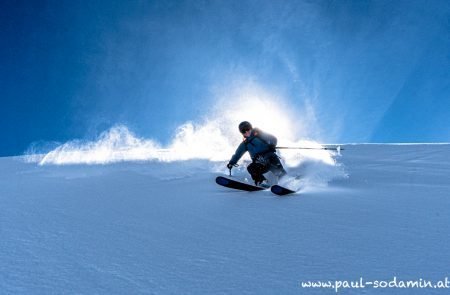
[227,163,234,170]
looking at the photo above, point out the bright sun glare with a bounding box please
[227,97,294,142]
[213,85,299,146]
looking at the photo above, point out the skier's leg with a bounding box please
[267,153,287,178]
[247,162,269,185]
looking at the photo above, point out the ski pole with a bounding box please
[276,146,344,151]
[228,163,239,176]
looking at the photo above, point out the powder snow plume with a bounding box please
[25,84,346,188]
[27,123,234,165]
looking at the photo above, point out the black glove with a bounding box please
[269,144,276,152]
[227,163,234,170]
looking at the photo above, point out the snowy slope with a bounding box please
[1,144,449,294]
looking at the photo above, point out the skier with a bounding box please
[227,121,286,187]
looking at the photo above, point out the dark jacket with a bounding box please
[229,128,277,165]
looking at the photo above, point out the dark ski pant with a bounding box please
[247,153,286,185]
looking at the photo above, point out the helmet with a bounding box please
[238,121,252,134]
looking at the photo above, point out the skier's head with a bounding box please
[238,121,252,135]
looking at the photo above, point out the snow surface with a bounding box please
[1,144,449,294]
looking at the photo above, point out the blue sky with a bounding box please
[1,0,449,156]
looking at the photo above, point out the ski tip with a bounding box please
[271,185,284,194]
[271,185,296,196]
[215,176,230,186]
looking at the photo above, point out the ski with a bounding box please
[270,185,296,196]
[215,176,267,192]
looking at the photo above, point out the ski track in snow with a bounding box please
[1,144,450,294]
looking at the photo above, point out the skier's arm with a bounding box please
[229,142,247,165]
[258,131,277,148]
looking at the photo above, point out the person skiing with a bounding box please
[227,121,286,187]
